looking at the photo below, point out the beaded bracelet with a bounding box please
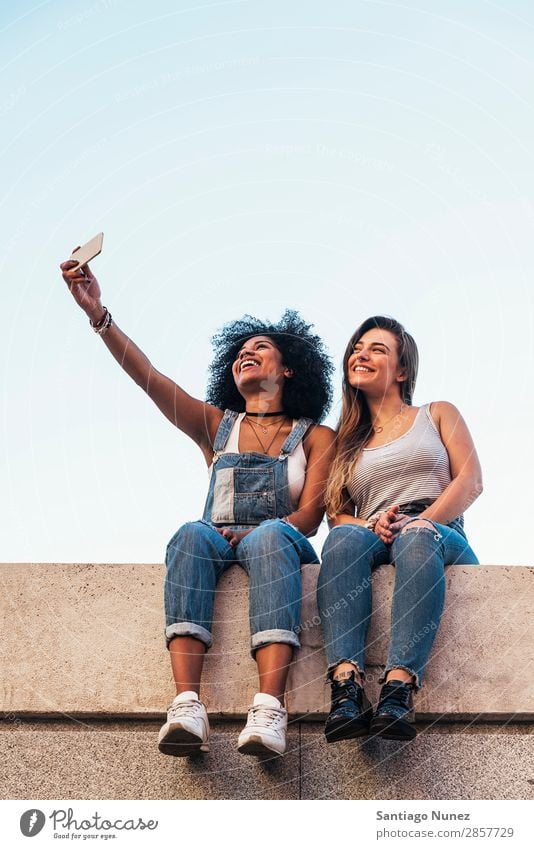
[89,307,113,335]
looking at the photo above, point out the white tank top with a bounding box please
[208,412,307,510]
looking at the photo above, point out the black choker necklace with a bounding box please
[245,410,285,417]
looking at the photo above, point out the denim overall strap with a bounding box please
[279,417,314,457]
[212,409,240,462]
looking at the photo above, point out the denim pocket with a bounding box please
[234,491,276,523]
[233,467,275,494]
[234,467,277,523]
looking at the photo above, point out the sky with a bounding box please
[1,0,533,565]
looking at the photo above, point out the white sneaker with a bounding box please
[237,693,288,756]
[158,691,210,756]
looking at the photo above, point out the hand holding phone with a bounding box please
[60,236,104,320]
[69,232,104,270]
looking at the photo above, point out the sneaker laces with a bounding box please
[247,704,284,727]
[332,678,359,706]
[168,699,202,720]
[377,682,411,713]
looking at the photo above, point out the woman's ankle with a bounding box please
[384,668,415,686]
[332,662,364,687]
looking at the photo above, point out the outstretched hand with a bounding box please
[60,247,103,318]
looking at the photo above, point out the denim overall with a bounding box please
[165,410,319,655]
[203,409,311,528]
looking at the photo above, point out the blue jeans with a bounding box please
[317,520,479,688]
[165,517,319,656]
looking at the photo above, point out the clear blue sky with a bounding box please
[1,0,533,564]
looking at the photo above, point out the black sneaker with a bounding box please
[370,679,417,740]
[324,672,373,743]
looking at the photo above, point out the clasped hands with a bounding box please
[373,505,413,545]
[214,528,251,548]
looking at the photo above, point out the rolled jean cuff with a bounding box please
[325,659,366,683]
[165,621,212,650]
[250,628,300,658]
[379,664,420,691]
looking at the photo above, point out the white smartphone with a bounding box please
[69,232,104,270]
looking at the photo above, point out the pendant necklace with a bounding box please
[244,416,287,453]
[373,403,406,434]
[245,414,286,435]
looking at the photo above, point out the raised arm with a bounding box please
[60,255,222,455]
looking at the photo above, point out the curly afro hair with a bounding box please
[206,309,333,422]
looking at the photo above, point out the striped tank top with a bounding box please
[347,404,455,521]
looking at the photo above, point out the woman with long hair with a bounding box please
[60,252,335,758]
[318,316,482,742]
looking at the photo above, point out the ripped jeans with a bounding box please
[317,518,478,689]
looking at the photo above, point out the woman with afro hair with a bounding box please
[61,252,335,759]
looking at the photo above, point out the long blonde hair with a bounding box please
[325,316,419,517]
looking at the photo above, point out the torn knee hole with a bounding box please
[401,519,434,531]
[400,519,442,540]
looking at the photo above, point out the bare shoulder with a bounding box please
[429,400,462,426]
[306,422,336,443]
[429,401,471,444]
[303,423,337,459]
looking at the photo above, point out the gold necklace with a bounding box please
[244,416,287,453]
[373,403,406,434]
[245,414,286,435]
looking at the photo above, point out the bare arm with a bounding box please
[286,424,338,536]
[328,490,369,530]
[417,401,483,525]
[60,256,222,452]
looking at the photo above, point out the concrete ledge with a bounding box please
[2,721,533,800]
[1,563,533,719]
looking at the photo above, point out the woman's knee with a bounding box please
[399,518,441,537]
[321,524,376,561]
[391,521,447,582]
[239,519,290,557]
[392,519,443,558]
[165,521,220,564]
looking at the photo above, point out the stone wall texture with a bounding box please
[2,563,533,718]
[2,562,533,800]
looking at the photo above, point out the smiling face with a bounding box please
[346,327,407,398]
[231,335,290,398]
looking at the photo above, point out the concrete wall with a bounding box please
[1,563,533,799]
[2,563,533,718]
[2,720,533,800]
